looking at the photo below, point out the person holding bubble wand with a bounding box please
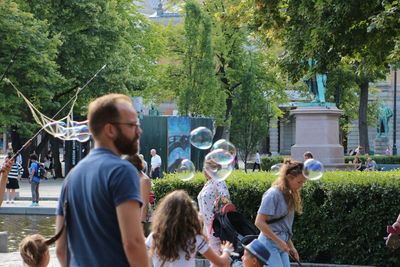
[255,159,305,266]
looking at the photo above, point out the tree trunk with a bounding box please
[50,137,63,178]
[213,94,233,141]
[10,127,30,178]
[358,80,370,154]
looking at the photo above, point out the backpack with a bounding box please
[37,163,46,178]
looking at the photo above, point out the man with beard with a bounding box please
[55,94,149,267]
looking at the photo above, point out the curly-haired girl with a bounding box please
[19,234,50,267]
[146,190,233,267]
[255,159,306,266]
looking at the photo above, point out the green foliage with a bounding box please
[154,171,400,265]
[180,0,226,123]
[261,155,286,170]
[0,0,64,137]
[230,53,270,166]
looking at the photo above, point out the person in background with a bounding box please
[353,154,365,171]
[124,154,153,236]
[198,160,230,260]
[5,152,23,204]
[139,153,148,175]
[47,150,55,179]
[255,160,305,266]
[55,94,149,267]
[146,190,233,267]
[29,154,41,207]
[150,149,162,179]
[241,239,270,267]
[303,151,313,161]
[365,155,377,171]
[0,157,14,207]
[385,146,392,156]
[253,151,261,172]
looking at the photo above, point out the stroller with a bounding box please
[212,211,260,260]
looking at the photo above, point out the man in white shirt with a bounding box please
[253,150,261,172]
[150,149,162,179]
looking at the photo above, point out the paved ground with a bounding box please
[1,179,62,215]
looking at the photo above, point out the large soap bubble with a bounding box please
[303,159,324,181]
[43,121,66,138]
[176,159,195,181]
[190,127,213,150]
[271,163,284,175]
[212,139,236,162]
[204,150,234,181]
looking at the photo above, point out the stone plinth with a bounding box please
[291,106,344,164]
[0,232,8,253]
[375,136,389,155]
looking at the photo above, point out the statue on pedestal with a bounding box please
[304,59,327,104]
[377,104,393,137]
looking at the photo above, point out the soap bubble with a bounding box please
[212,139,236,162]
[271,163,284,175]
[43,121,66,137]
[303,159,324,181]
[73,125,91,142]
[204,150,234,181]
[190,127,213,150]
[176,159,195,181]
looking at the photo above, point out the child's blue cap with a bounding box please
[245,239,270,266]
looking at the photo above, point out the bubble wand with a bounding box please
[3,64,107,164]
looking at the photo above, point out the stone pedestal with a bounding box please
[374,136,389,155]
[0,232,8,253]
[291,106,344,165]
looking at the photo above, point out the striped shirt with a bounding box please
[8,163,23,180]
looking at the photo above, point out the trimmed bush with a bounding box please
[153,170,400,266]
[261,155,287,171]
[345,155,400,164]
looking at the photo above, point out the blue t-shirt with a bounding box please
[29,162,41,183]
[257,186,295,243]
[56,148,142,267]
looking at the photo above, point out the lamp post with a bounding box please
[393,68,397,155]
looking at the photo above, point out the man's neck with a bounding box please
[94,140,121,156]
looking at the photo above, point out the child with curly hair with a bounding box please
[146,190,233,267]
[19,234,50,267]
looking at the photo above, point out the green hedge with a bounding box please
[153,171,400,266]
[344,155,400,164]
[261,155,287,170]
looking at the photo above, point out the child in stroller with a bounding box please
[213,211,268,266]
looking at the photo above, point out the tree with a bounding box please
[0,0,64,174]
[253,0,396,153]
[230,52,270,171]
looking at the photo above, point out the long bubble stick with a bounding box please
[7,64,107,162]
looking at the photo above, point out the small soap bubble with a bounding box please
[176,159,195,181]
[303,159,324,181]
[212,139,236,161]
[270,163,283,175]
[190,127,213,150]
[204,150,234,181]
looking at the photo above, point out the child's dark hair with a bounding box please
[150,190,206,263]
[19,234,50,267]
[123,154,144,171]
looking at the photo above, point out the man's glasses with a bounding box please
[109,121,141,128]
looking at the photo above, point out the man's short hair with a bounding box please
[30,154,38,161]
[304,151,313,159]
[88,94,132,138]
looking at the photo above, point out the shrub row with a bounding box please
[153,171,400,266]
[344,155,400,164]
[261,155,400,171]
